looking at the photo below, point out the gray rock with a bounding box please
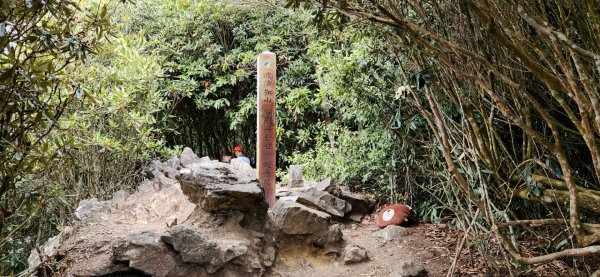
[203,183,266,212]
[28,234,61,270]
[161,225,219,265]
[272,200,331,235]
[178,161,267,213]
[180,147,201,167]
[262,246,277,267]
[291,186,351,217]
[340,187,372,214]
[310,177,342,196]
[159,233,257,275]
[278,196,299,202]
[110,190,128,206]
[389,260,426,277]
[276,188,292,198]
[29,152,278,277]
[182,160,257,185]
[343,245,368,264]
[166,157,182,170]
[289,165,303,188]
[230,158,257,180]
[74,198,106,220]
[114,232,178,277]
[326,224,343,243]
[374,225,411,241]
[199,156,211,162]
[163,167,181,179]
[144,160,165,179]
[208,240,249,273]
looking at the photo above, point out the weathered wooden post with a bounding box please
[257,51,276,207]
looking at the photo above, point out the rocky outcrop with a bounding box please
[29,149,370,277]
[178,161,267,214]
[29,151,274,277]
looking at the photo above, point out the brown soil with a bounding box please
[268,219,599,277]
[271,222,454,277]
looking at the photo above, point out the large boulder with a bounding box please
[161,225,255,274]
[144,158,182,180]
[74,198,107,221]
[271,200,343,250]
[272,200,331,235]
[291,186,351,217]
[178,161,267,214]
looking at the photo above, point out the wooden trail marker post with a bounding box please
[257,51,276,207]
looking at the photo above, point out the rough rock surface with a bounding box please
[272,200,331,235]
[30,149,373,277]
[180,147,201,167]
[340,186,373,215]
[344,245,369,264]
[309,177,342,196]
[29,151,274,277]
[291,186,351,217]
[178,160,267,214]
[276,179,368,220]
[389,260,427,277]
[374,225,411,241]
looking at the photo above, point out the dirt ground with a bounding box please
[268,218,600,277]
[271,221,454,277]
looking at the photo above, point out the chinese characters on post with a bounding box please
[257,51,276,207]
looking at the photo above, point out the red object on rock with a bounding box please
[376,204,412,228]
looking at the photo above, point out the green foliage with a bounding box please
[117,0,322,159]
[0,2,175,273]
[54,33,172,199]
[0,0,112,273]
[284,27,429,203]
[116,0,431,205]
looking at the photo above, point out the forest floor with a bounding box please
[271,221,470,277]
[270,218,593,277]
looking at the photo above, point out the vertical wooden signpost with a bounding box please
[257,51,276,207]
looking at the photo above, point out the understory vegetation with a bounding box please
[1,0,599,274]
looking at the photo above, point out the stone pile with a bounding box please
[272,166,374,265]
[276,170,373,223]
